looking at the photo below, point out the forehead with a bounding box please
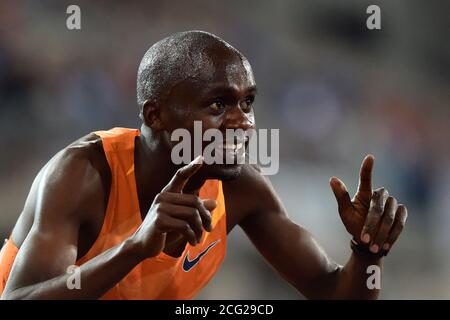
[223,58,255,86]
[186,57,255,97]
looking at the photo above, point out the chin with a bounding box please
[203,163,243,181]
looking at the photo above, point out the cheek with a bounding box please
[173,114,224,150]
[199,116,223,131]
[181,109,224,131]
[162,107,194,132]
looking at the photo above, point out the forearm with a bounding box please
[2,237,143,300]
[329,252,383,299]
[295,242,383,300]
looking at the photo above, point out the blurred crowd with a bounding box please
[0,0,449,299]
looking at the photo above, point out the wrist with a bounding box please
[350,237,387,261]
[123,235,146,262]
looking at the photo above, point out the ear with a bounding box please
[141,100,164,131]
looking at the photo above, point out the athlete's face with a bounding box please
[160,53,257,180]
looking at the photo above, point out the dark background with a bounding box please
[0,0,449,298]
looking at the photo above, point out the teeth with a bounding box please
[223,143,243,150]
[224,144,234,150]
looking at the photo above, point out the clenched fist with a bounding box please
[131,155,217,258]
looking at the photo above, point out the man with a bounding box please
[0,30,407,299]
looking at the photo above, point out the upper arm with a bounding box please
[2,148,104,296]
[224,165,340,298]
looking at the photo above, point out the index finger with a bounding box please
[162,155,204,193]
[357,154,374,193]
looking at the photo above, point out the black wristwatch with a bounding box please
[350,237,388,259]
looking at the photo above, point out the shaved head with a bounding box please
[136,30,251,112]
[136,30,257,181]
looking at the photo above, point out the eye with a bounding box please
[208,100,226,112]
[240,96,254,112]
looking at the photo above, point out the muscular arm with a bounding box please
[224,164,398,299]
[240,208,381,299]
[2,150,216,300]
[1,148,143,300]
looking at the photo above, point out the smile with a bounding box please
[223,142,244,151]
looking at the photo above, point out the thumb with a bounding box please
[329,177,352,219]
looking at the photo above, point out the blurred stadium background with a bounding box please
[0,0,449,299]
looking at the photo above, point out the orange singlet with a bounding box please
[0,127,227,299]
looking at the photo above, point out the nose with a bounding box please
[223,105,254,131]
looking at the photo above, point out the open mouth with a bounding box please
[223,142,244,153]
[200,134,250,165]
[216,137,248,164]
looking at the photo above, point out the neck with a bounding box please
[135,125,177,200]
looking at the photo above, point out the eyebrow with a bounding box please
[247,85,258,95]
[203,84,258,98]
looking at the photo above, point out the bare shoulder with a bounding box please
[11,133,110,247]
[222,164,285,230]
[45,132,109,202]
